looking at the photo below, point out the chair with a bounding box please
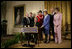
[63,24,71,40]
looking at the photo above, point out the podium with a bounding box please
[20,26,39,47]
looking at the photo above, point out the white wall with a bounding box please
[6,1,44,35]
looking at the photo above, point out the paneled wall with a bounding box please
[44,1,71,32]
[1,1,7,21]
[6,1,44,35]
[2,1,71,35]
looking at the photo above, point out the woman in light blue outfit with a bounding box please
[41,9,50,43]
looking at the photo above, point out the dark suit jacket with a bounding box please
[49,12,56,26]
[22,17,27,25]
[48,14,54,26]
[22,17,30,26]
[29,17,34,27]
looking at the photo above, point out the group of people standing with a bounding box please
[22,7,62,44]
[22,12,35,27]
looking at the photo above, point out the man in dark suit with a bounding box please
[49,8,56,41]
[29,12,34,27]
[22,13,31,42]
[22,17,27,27]
[22,13,30,27]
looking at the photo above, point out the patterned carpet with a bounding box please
[1,34,71,48]
[8,34,71,48]
[8,39,71,48]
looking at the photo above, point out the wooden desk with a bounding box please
[20,26,40,47]
[21,27,38,33]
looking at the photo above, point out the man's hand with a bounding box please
[40,25,44,28]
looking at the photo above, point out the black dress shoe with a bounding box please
[31,39,34,42]
[52,39,55,41]
[44,40,47,43]
[35,41,37,44]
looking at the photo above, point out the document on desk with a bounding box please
[21,26,38,33]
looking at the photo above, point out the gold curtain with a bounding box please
[44,1,71,33]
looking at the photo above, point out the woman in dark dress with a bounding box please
[35,10,44,40]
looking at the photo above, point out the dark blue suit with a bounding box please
[43,14,50,34]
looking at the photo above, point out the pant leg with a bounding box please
[49,30,51,41]
[25,33,28,40]
[43,29,46,41]
[50,24,55,41]
[57,25,61,44]
[49,26,51,41]
[45,34,48,41]
[54,26,58,43]
[52,25,55,40]
[38,28,43,40]
[40,28,43,40]
[34,34,37,43]
[45,29,50,41]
